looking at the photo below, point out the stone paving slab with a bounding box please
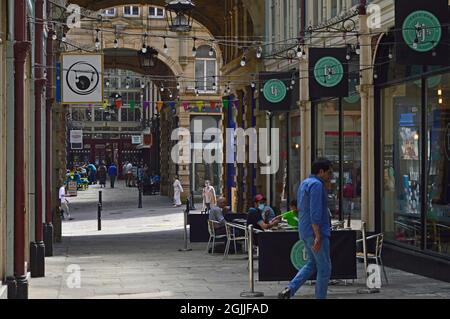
[28,181,450,299]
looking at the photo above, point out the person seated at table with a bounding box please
[247,194,279,231]
[208,197,228,235]
[271,199,299,226]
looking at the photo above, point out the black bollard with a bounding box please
[138,182,143,208]
[98,191,102,231]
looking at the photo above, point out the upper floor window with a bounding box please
[195,46,217,93]
[124,5,140,17]
[149,6,165,18]
[101,8,117,17]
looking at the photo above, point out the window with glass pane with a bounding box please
[382,81,422,248]
[149,6,164,18]
[124,6,139,16]
[289,114,301,201]
[95,109,104,121]
[190,116,222,196]
[316,99,340,219]
[343,95,361,223]
[102,8,116,17]
[195,46,216,92]
[426,72,450,255]
[272,114,288,212]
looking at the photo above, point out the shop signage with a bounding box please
[309,48,348,99]
[61,53,104,104]
[290,240,308,270]
[67,181,77,197]
[395,0,449,65]
[259,72,296,111]
[132,135,142,144]
[70,130,83,150]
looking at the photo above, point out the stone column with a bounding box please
[299,52,311,181]
[359,2,375,231]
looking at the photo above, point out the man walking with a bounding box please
[108,163,118,188]
[278,158,333,299]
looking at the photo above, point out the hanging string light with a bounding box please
[61,33,67,43]
[256,46,263,59]
[192,37,197,57]
[212,76,217,91]
[388,47,393,59]
[95,29,101,50]
[296,45,303,58]
[176,82,181,90]
[141,78,146,89]
[209,46,214,57]
[126,76,130,89]
[251,81,256,89]
[163,37,168,54]
[142,33,148,53]
[346,44,352,61]
[160,83,165,92]
[240,49,247,67]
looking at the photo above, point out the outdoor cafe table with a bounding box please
[257,228,357,281]
[188,212,248,242]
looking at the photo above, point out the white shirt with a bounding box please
[126,163,133,173]
[59,186,67,205]
[203,186,216,204]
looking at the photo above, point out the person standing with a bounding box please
[59,182,73,220]
[278,158,333,299]
[108,163,118,188]
[97,162,107,188]
[202,180,216,213]
[172,175,183,207]
[126,162,133,187]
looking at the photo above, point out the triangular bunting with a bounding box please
[156,101,164,113]
[130,99,136,111]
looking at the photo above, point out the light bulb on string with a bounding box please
[296,46,303,58]
[209,46,214,57]
[142,44,147,53]
[256,46,263,59]
[141,81,146,89]
[355,43,360,55]
[301,47,306,58]
[163,37,168,54]
[388,48,393,59]
[240,56,246,67]
[95,38,101,50]
[114,38,119,48]
[176,82,181,90]
[192,38,197,57]
[52,32,57,41]
[61,33,66,43]
[160,84,165,92]
[251,82,256,89]
[212,82,217,91]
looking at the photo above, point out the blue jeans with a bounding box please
[288,236,331,299]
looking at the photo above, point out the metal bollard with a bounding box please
[98,191,102,231]
[138,182,143,208]
[240,225,264,297]
[178,199,192,252]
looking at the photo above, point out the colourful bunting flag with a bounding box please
[196,101,204,112]
[115,99,122,109]
[130,99,135,111]
[102,100,108,110]
[156,101,164,113]
[234,100,240,109]
[143,101,150,110]
[183,102,190,112]
[210,101,217,110]
[222,99,229,109]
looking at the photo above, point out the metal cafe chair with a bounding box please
[356,233,389,285]
[224,222,248,259]
[206,220,227,254]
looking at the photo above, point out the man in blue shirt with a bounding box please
[108,163,118,188]
[278,158,333,299]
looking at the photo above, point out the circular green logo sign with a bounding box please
[402,10,442,52]
[314,57,344,88]
[263,79,287,103]
[290,240,308,270]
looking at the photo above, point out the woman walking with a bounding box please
[173,175,183,207]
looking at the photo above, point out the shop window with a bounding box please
[426,73,450,256]
[195,46,217,92]
[289,115,301,201]
[123,5,140,17]
[190,116,222,196]
[382,81,422,248]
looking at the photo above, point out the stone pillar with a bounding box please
[359,3,375,231]
[299,52,311,181]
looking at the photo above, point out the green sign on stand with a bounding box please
[290,240,308,270]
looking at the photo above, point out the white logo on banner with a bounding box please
[366,264,382,289]
[66,264,81,289]
[66,4,81,29]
